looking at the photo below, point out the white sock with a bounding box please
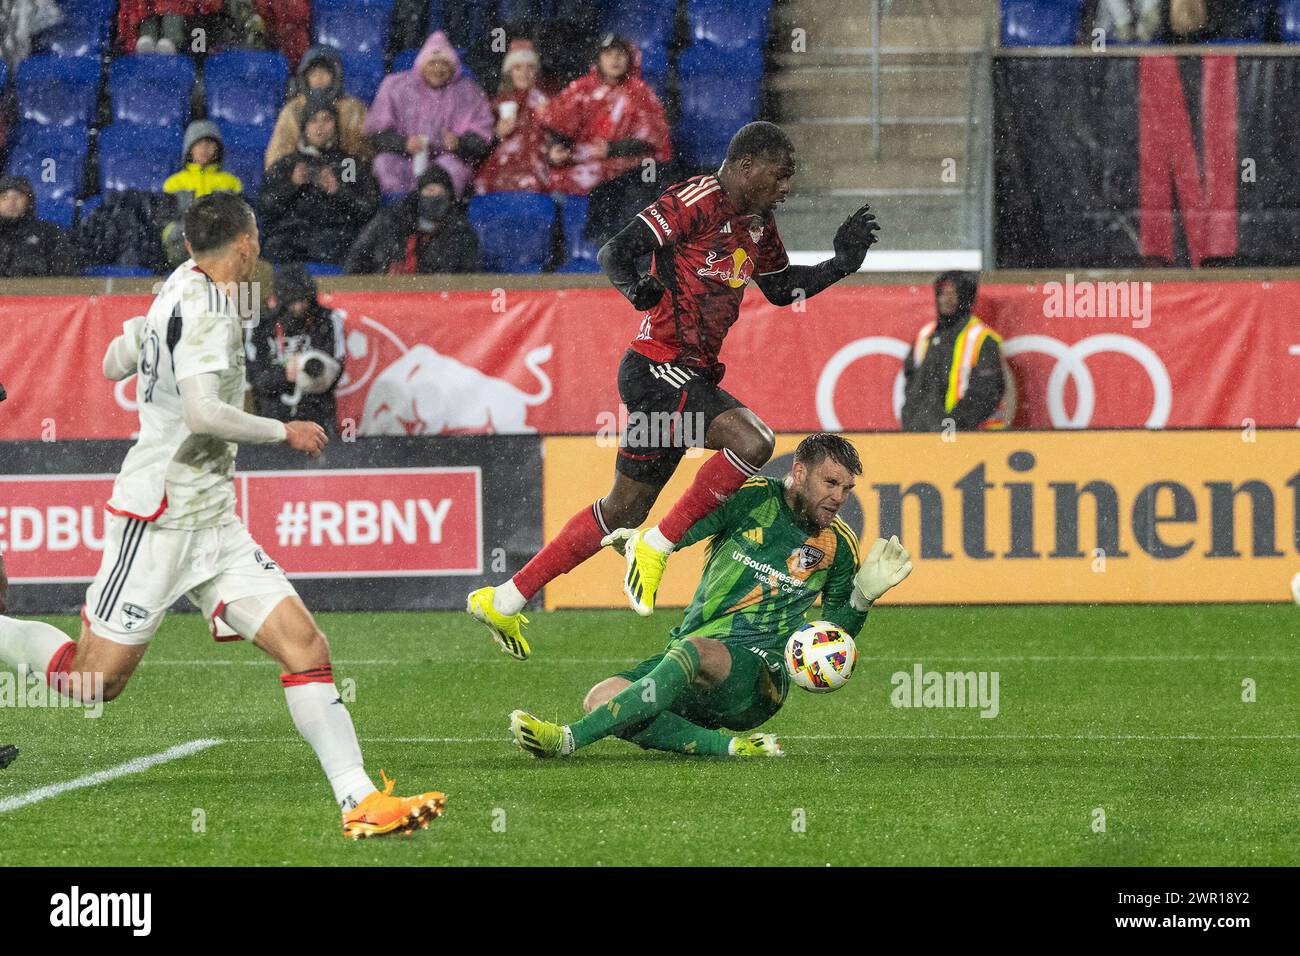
[0,616,71,676]
[492,578,526,616]
[644,526,674,555]
[283,681,377,811]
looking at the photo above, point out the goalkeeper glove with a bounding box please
[831,203,881,274]
[628,273,666,311]
[850,534,913,611]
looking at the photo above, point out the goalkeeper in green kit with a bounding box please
[508,434,913,759]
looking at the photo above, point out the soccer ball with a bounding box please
[784,621,857,693]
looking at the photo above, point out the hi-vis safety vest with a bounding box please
[912,315,1015,430]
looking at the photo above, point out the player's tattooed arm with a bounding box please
[598,217,665,311]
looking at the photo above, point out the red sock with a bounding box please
[513,502,608,600]
[659,449,758,544]
[46,640,77,697]
[280,664,335,687]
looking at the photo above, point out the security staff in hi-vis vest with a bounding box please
[901,271,1013,432]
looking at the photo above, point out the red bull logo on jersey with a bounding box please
[696,248,752,289]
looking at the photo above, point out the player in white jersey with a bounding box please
[0,193,443,838]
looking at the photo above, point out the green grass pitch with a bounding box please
[2,605,1298,866]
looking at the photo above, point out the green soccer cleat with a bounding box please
[509,709,570,759]
[467,586,531,661]
[729,733,785,757]
[621,529,669,617]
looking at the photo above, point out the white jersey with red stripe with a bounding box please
[106,260,246,529]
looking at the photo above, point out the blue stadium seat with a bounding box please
[677,42,762,163]
[99,125,182,192]
[82,265,157,277]
[5,141,84,227]
[16,55,99,127]
[467,192,556,272]
[687,0,771,51]
[601,1,675,60]
[1283,0,1300,40]
[559,194,599,267]
[31,0,115,58]
[221,147,264,202]
[109,55,196,128]
[217,120,274,154]
[304,261,345,276]
[12,122,91,157]
[205,51,289,128]
[314,0,390,55]
[338,49,385,103]
[0,60,6,93]
[1000,1,1082,47]
[77,193,104,223]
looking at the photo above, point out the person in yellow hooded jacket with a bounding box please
[161,120,243,265]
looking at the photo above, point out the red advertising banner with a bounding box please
[0,467,482,583]
[2,280,1298,439]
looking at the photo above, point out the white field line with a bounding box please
[0,738,223,813]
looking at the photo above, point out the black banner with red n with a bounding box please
[994,53,1300,268]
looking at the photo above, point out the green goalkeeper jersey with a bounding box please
[669,475,868,654]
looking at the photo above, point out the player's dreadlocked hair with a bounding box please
[794,433,862,476]
[725,121,793,164]
[184,192,255,254]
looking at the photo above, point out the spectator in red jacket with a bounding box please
[475,40,551,195]
[540,35,671,196]
[540,34,672,245]
[120,0,306,59]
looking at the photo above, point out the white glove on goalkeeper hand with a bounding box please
[851,535,913,611]
[601,527,636,557]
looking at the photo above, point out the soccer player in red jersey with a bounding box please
[468,121,879,659]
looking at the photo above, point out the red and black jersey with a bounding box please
[631,174,790,371]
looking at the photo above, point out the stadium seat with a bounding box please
[559,194,600,268]
[82,265,157,277]
[204,51,289,128]
[314,0,391,55]
[221,147,264,202]
[12,122,92,157]
[16,55,99,127]
[109,54,196,128]
[216,120,274,155]
[467,192,556,273]
[1000,0,1083,47]
[601,1,675,63]
[4,141,83,228]
[304,261,345,276]
[0,59,6,93]
[686,0,772,52]
[99,125,182,193]
[77,193,104,223]
[338,49,385,103]
[31,0,114,58]
[1209,0,1269,40]
[677,42,762,165]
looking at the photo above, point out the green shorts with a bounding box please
[615,640,790,732]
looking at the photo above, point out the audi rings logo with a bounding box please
[815,334,1172,429]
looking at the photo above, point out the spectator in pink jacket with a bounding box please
[364,31,494,197]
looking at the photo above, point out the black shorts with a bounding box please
[615,349,745,486]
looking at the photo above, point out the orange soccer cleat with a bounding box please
[341,770,446,840]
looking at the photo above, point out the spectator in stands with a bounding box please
[161,120,243,265]
[122,1,298,55]
[345,164,481,275]
[249,0,308,66]
[901,272,1011,432]
[541,35,672,246]
[246,263,345,435]
[475,40,551,194]
[0,175,79,277]
[0,0,62,69]
[120,1,217,53]
[267,45,372,169]
[364,31,495,198]
[259,90,379,264]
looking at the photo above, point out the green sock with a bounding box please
[622,712,731,756]
[570,640,701,749]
